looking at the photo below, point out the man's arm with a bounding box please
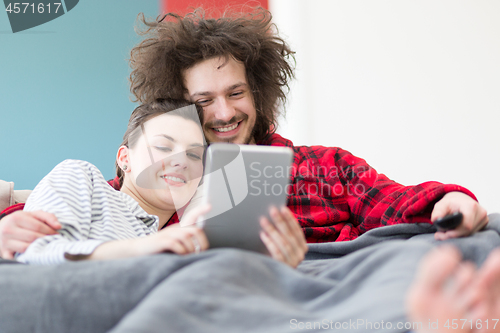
[0,210,60,259]
[336,149,488,239]
[287,145,487,242]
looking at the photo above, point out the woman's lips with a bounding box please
[160,173,187,187]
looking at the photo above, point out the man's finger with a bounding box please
[260,227,284,262]
[435,229,461,241]
[28,211,61,230]
[4,229,50,243]
[269,207,302,254]
[471,215,489,233]
[260,218,286,258]
[270,207,291,235]
[1,239,31,256]
[280,207,307,251]
[0,249,15,260]
[262,214,291,256]
[17,217,59,235]
[430,202,453,222]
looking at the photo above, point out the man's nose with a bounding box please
[213,98,236,122]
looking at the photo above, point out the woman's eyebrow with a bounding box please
[155,134,203,148]
[155,134,175,142]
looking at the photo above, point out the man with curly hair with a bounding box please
[126,8,487,240]
[0,8,488,261]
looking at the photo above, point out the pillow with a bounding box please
[0,180,31,212]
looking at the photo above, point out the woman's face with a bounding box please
[126,113,205,212]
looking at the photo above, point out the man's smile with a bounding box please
[213,121,240,133]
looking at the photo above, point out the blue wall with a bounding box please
[1,1,159,190]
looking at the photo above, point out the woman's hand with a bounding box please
[87,226,208,260]
[259,206,308,268]
[140,223,209,255]
[131,204,211,256]
[87,205,211,261]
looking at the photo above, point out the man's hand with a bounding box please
[431,192,488,241]
[0,210,60,259]
[260,206,308,268]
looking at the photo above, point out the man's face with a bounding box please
[183,57,257,145]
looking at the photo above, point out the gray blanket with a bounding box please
[1,214,499,333]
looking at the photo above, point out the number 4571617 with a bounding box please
[5,3,62,14]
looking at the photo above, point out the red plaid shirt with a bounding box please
[1,133,476,243]
[259,133,476,242]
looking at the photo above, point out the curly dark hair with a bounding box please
[129,7,295,143]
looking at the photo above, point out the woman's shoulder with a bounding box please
[54,159,99,169]
[47,159,107,185]
[51,159,99,174]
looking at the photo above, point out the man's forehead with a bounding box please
[183,57,247,91]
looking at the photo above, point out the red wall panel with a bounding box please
[161,0,268,16]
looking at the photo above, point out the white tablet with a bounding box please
[197,143,294,254]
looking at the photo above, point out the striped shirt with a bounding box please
[16,160,159,265]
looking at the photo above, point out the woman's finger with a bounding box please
[191,228,209,252]
[163,238,190,255]
[180,204,211,227]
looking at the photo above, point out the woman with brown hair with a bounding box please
[16,99,211,264]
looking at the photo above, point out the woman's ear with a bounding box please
[117,146,131,173]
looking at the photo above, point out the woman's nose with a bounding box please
[168,152,188,169]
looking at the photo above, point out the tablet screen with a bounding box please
[198,144,294,254]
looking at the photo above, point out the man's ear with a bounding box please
[117,146,130,172]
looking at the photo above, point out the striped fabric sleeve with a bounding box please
[16,160,106,265]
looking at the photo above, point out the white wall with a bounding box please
[270,0,500,214]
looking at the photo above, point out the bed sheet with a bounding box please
[0,214,499,333]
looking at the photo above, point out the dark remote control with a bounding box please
[434,211,463,231]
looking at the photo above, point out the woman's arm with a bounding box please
[79,223,209,261]
[17,163,211,264]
